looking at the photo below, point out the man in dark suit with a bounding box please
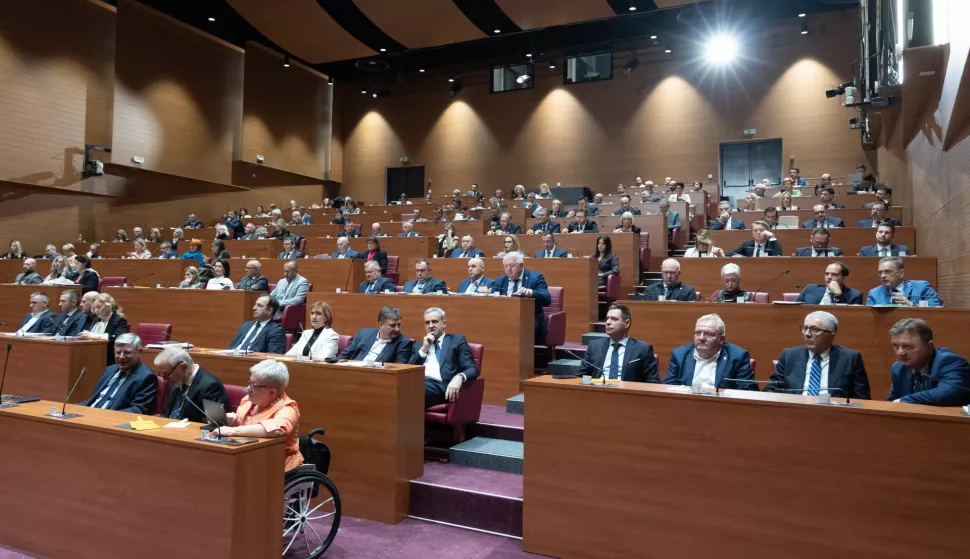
[857,222,910,257]
[224,211,245,239]
[236,260,269,291]
[398,221,421,237]
[458,258,493,294]
[534,233,569,258]
[332,237,360,259]
[238,223,259,240]
[338,306,412,363]
[50,289,86,337]
[888,318,970,406]
[765,311,871,399]
[154,346,228,422]
[663,314,755,390]
[580,304,659,382]
[15,291,56,335]
[801,205,845,229]
[639,258,697,301]
[450,236,485,258]
[14,258,42,285]
[79,333,157,414]
[857,201,901,228]
[408,307,479,407]
[491,212,522,235]
[338,221,361,238]
[567,209,598,233]
[793,227,844,257]
[521,193,541,217]
[79,291,99,330]
[530,208,562,234]
[403,259,448,294]
[818,187,844,209]
[573,197,598,217]
[226,295,286,354]
[708,201,746,231]
[658,200,681,234]
[727,220,783,257]
[612,196,642,216]
[359,261,396,294]
[278,238,304,260]
[796,262,864,305]
[182,213,205,229]
[490,253,551,344]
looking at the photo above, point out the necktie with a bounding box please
[511,279,519,295]
[366,282,375,293]
[663,286,671,300]
[609,343,621,380]
[169,385,188,418]
[754,247,761,258]
[912,371,926,393]
[546,251,552,258]
[237,322,261,350]
[415,282,425,293]
[880,248,887,257]
[94,372,128,409]
[807,354,822,396]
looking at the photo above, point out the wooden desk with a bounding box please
[710,227,917,256]
[347,236,436,263]
[475,233,642,295]
[765,184,864,196]
[0,334,106,402]
[0,284,83,330]
[372,220,488,238]
[234,257,366,294]
[140,349,424,524]
[107,288,263,348]
[0,259,186,288]
[732,207,903,228]
[755,195,872,210]
[94,241,159,258]
[405,257,598,340]
[673,256,937,303]
[523,376,970,559]
[320,293,534,405]
[618,301,969,399]
[223,239,283,258]
[0,401,283,559]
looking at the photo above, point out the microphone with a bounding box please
[127,272,155,287]
[51,367,87,418]
[248,247,269,259]
[751,268,790,300]
[559,348,613,384]
[0,344,12,407]
[177,389,224,439]
[777,386,854,406]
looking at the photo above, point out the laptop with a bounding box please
[203,399,229,427]
[778,215,799,229]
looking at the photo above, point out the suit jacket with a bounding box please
[50,310,86,336]
[408,333,478,387]
[596,253,620,282]
[278,250,305,259]
[729,239,784,257]
[708,218,746,231]
[531,221,562,234]
[225,218,244,238]
[227,320,286,354]
[534,247,569,258]
[338,230,361,238]
[79,362,157,414]
[458,276,493,294]
[17,310,55,334]
[183,219,205,228]
[271,275,309,309]
[331,249,361,259]
[450,247,485,258]
[662,342,755,390]
[857,218,901,228]
[640,282,697,301]
[355,250,389,274]
[585,205,600,216]
[796,284,864,305]
[867,280,943,307]
[765,345,871,399]
[802,217,845,229]
[613,208,642,216]
[236,275,269,291]
[337,327,412,363]
[398,231,422,237]
[665,210,681,230]
[403,277,448,294]
[74,269,100,294]
[490,269,551,344]
[857,244,909,257]
[162,367,228,423]
[580,338,659,383]
[793,246,844,257]
[358,276,397,294]
[494,225,523,235]
[888,348,970,406]
[83,313,130,365]
[567,221,598,233]
[14,272,42,285]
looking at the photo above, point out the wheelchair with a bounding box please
[282,428,341,558]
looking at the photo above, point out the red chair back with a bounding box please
[135,323,172,344]
[268,283,277,292]
[468,343,484,375]
[546,286,564,314]
[401,214,414,222]
[338,335,352,354]
[385,256,400,284]
[599,274,621,302]
[281,304,305,332]
[395,285,403,292]
[224,384,247,413]
[752,292,770,304]
[750,358,756,374]
[285,333,294,352]
[670,227,684,250]
[100,276,126,290]
[154,375,168,416]
[782,293,799,302]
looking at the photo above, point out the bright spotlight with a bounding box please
[516,74,531,84]
[705,34,738,66]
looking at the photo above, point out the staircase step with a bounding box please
[591,321,606,334]
[504,394,524,415]
[581,332,608,345]
[409,461,523,537]
[469,404,523,442]
[450,437,524,474]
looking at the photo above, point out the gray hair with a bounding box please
[46,244,56,251]
[889,318,933,343]
[30,292,49,304]
[115,333,142,350]
[879,256,903,270]
[415,258,431,270]
[173,228,184,240]
[378,306,402,323]
[424,307,446,321]
[720,263,741,278]
[696,313,726,335]
[806,311,838,333]
[621,211,635,220]
[247,259,261,269]
[503,252,525,265]
[661,258,681,271]
[250,359,289,390]
[153,346,194,368]
[536,207,548,217]
[500,212,511,221]
[364,260,381,272]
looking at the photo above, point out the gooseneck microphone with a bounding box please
[0,344,12,407]
[56,367,88,417]
[127,272,155,287]
[751,268,790,301]
[178,390,224,439]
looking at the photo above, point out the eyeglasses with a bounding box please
[248,382,272,391]
[801,325,833,335]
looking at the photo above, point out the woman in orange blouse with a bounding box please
[220,359,303,472]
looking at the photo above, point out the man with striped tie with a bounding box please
[764,311,871,399]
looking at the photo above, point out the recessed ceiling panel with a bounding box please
[493,0,615,30]
[353,0,487,49]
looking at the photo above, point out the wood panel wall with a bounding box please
[338,10,864,204]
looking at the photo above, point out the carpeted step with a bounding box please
[450,437,523,475]
[469,404,524,442]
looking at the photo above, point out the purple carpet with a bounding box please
[478,405,524,429]
[418,460,523,498]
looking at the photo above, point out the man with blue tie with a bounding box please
[530,208,562,234]
[857,201,901,228]
[801,204,845,229]
[409,307,479,407]
[490,252,551,344]
[403,259,448,294]
[866,257,943,307]
[398,221,421,237]
[765,311,871,399]
[331,237,360,259]
[888,318,970,406]
[15,292,56,335]
[227,295,286,354]
[337,306,412,363]
[50,290,86,337]
[663,314,755,390]
[857,222,909,256]
[79,333,157,414]
[533,233,569,258]
[458,258,493,294]
[450,236,485,258]
[796,262,864,305]
[358,261,396,294]
[579,304,659,383]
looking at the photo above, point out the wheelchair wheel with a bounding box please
[282,470,341,559]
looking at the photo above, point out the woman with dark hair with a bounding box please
[71,254,100,293]
[211,239,231,260]
[205,259,233,290]
[355,236,388,273]
[115,229,128,242]
[591,235,619,287]
[691,181,704,192]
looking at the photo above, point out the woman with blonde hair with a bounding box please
[148,228,163,243]
[776,191,798,211]
[684,229,725,257]
[286,302,340,360]
[496,234,522,257]
[512,185,527,200]
[772,177,803,198]
[437,223,460,257]
[537,183,553,198]
[178,266,202,289]
[612,212,641,234]
[44,256,76,282]
[128,239,152,259]
[80,292,130,364]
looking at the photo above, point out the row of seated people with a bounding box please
[687,221,910,258]
[634,256,943,306]
[709,200,899,230]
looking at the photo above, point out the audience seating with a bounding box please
[783,293,799,302]
[709,290,770,304]
[639,232,652,273]
[285,332,294,352]
[154,375,168,416]
[671,226,685,250]
[134,323,172,344]
[100,276,126,290]
[280,303,306,333]
[337,334,352,354]
[598,274,621,304]
[225,384,247,413]
[425,343,485,444]
[538,287,567,367]
[297,237,307,253]
[385,256,400,284]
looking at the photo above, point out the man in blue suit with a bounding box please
[612,196,642,216]
[403,259,448,294]
[15,292,56,335]
[409,307,479,407]
[530,208,562,234]
[857,222,909,256]
[533,233,569,258]
[450,236,485,258]
[79,333,157,414]
[337,306,412,364]
[521,193,541,217]
[801,205,845,229]
[50,290,87,337]
[857,201,901,228]
[866,257,943,307]
[331,237,360,259]
[796,262,864,305]
[888,318,970,406]
[490,253,551,344]
[398,221,421,237]
[227,295,286,354]
[358,261,396,294]
[708,201,746,231]
[491,212,522,235]
[580,304,658,383]
[458,258,493,294]
[663,314,755,390]
[792,227,843,257]
[765,311,871,399]
[337,221,361,238]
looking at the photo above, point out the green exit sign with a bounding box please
[743,129,756,136]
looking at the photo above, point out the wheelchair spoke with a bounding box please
[283,524,302,556]
[307,510,335,521]
[302,529,311,554]
[305,498,334,516]
[305,521,323,551]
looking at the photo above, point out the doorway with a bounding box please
[719,139,782,203]
[385,165,426,204]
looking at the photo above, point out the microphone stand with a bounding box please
[177,390,231,443]
[0,344,16,408]
[46,367,88,419]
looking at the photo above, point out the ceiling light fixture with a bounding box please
[380,48,386,52]
[526,53,533,58]
[283,56,290,68]
[449,79,463,97]
[208,17,216,22]
[705,34,739,66]
[419,69,425,73]
[516,74,532,84]
[798,13,806,18]
[621,56,640,76]
[448,76,455,82]
[801,21,808,35]
[665,48,671,54]
[650,35,657,40]
[361,89,367,94]
[629,6,637,11]
[549,61,557,69]
[494,29,501,34]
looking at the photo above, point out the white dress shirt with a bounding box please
[234,319,271,349]
[16,312,45,335]
[366,336,391,361]
[206,277,234,290]
[752,243,769,257]
[692,349,720,388]
[464,277,485,294]
[419,340,442,382]
[601,338,628,377]
[800,349,831,394]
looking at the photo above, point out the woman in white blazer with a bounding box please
[287,301,340,360]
